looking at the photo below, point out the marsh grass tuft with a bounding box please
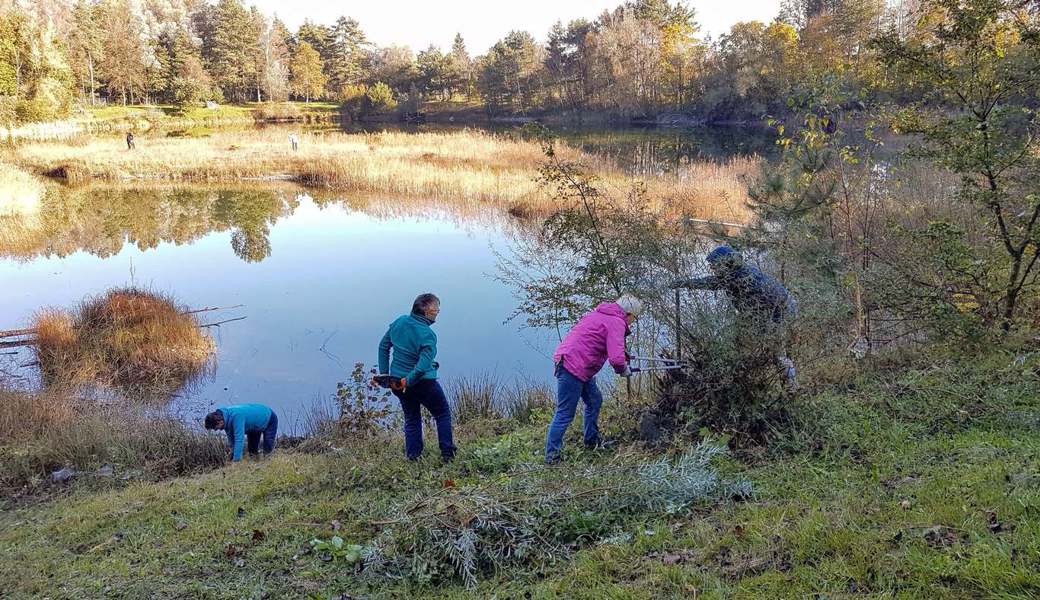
[0,387,225,492]
[32,287,215,400]
[447,373,551,424]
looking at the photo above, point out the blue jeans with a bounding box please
[392,379,456,459]
[246,411,278,456]
[544,366,603,462]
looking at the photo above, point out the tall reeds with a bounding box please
[446,373,551,424]
[10,129,754,222]
[32,288,215,399]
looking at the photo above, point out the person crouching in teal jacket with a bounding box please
[204,403,278,462]
[376,293,456,461]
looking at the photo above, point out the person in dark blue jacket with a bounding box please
[204,403,278,462]
[376,293,456,461]
[670,245,798,386]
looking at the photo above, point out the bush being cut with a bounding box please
[32,287,215,399]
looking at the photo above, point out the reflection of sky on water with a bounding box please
[0,196,557,432]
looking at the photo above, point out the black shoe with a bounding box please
[585,438,616,450]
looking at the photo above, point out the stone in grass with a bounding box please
[97,464,115,477]
[51,467,76,483]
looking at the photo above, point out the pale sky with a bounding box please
[252,0,784,54]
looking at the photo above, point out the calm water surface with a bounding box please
[0,187,557,430]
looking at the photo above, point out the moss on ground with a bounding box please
[1,350,1039,598]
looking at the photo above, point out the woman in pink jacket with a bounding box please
[545,294,643,463]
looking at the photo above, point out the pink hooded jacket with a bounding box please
[553,302,629,382]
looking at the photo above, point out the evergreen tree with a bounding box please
[67,0,104,105]
[478,31,544,115]
[155,27,212,105]
[416,45,450,101]
[202,0,261,102]
[447,33,473,98]
[328,16,369,97]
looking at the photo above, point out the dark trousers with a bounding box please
[246,411,278,456]
[392,379,456,459]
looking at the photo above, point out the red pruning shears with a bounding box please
[373,374,407,391]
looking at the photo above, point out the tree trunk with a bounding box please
[88,57,96,105]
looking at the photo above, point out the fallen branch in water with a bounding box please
[0,339,34,349]
[182,304,245,315]
[199,316,247,328]
[1,304,245,338]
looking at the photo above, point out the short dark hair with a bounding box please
[412,293,440,314]
[204,410,224,430]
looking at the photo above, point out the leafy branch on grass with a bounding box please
[357,440,750,588]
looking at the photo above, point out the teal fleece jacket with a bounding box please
[378,312,439,386]
[219,404,273,461]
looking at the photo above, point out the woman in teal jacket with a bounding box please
[204,403,278,462]
[377,293,456,461]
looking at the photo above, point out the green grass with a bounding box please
[2,350,1039,598]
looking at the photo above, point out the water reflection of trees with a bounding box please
[0,185,299,263]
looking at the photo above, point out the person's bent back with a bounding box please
[545,294,642,463]
[204,403,278,462]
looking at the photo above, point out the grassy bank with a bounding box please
[1,349,1038,598]
[84,102,342,130]
[6,129,754,222]
[3,103,343,142]
[0,387,225,494]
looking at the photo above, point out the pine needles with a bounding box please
[362,441,750,587]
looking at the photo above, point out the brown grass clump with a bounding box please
[32,288,215,399]
[0,387,225,492]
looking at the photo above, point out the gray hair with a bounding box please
[412,293,440,314]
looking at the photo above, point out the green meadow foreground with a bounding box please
[1,348,1038,599]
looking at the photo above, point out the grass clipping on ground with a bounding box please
[32,287,214,397]
[361,441,750,588]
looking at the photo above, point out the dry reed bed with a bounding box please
[10,129,756,223]
[0,387,225,491]
[32,288,214,399]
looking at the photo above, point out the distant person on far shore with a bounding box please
[204,403,278,462]
[126,130,135,150]
[288,132,299,152]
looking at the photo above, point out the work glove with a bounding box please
[389,377,407,392]
[667,278,690,290]
[619,366,633,378]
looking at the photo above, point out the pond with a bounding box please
[0,184,564,430]
[0,125,766,431]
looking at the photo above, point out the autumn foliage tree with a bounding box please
[875,0,1040,331]
[290,41,326,103]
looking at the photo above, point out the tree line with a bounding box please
[0,0,998,125]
